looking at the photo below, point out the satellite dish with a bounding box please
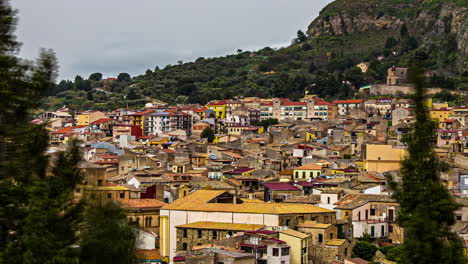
[226,234,231,238]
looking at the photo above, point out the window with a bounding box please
[183,229,188,238]
[456,215,462,221]
[120,192,125,199]
[285,219,291,226]
[370,208,376,216]
[197,230,202,238]
[344,248,348,256]
[212,231,217,239]
[330,233,334,239]
[388,225,394,233]
[295,171,299,178]
[318,234,323,243]
[345,212,349,217]
[107,193,112,199]
[310,172,313,178]
[182,243,188,251]
[327,197,331,204]
[302,171,306,178]
[273,248,279,257]
[281,248,289,256]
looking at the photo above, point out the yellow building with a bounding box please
[429,108,454,128]
[148,136,170,147]
[206,101,227,119]
[76,110,107,126]
[279,229,310,264]
[293,163,323,180]
[130,109,155,134]
[364,144,406,173]
[306,130,317,141]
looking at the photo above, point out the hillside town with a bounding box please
[34,67,468,264]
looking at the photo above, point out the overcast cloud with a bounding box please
[12,0,332,80]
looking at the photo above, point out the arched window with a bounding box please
[148,216,152,227]
[136,217,140,226]
[182,243,188,251]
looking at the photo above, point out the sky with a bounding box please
[12,0,332,80]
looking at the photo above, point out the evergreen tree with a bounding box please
[200,127,215,143]
[117,72,131,82]
[390,69,465,264]
[80,202,136,264]
[88,72,102,81]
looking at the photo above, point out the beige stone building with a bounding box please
[363,144,406,173]
[159,190,335,261]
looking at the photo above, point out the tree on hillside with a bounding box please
[80,202,136,264]
[88,72,102,81]
[352,241,378,261]
[126,88,138,100]
[200,127,215,143]
[293,30,307,44]
[75,75,91,91]
[117,72,131,82]
[390,69,465,264]
[0,1,136,263]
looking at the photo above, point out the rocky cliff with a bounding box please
[307,0,468,72]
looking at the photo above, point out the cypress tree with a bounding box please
[80,202,136,264]
[390,69,466,264]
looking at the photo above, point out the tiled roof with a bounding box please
[176,221,264,231]
[131,109,155,116]
[52,125,87,134]
[94,160,118,164]
[207,101,227,106]
[297,221,331,229]
[326,239,346,246]
[225,167,254,174]
[281,102,306,106]
[161,190,334,214]
[90,118,112,125]
[443,119,456,123]
[96,154,118,159]
[294,163,323,170]
[136,249,161,261]
[120,199,167,209]
[315,101,334,106]
[332,99,365,104]
[264,183,301,191]
[334,194,396,210]
[280,229,310,239]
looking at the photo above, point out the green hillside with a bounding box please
[45,0,468,111]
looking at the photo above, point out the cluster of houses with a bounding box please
[35,77,468,264]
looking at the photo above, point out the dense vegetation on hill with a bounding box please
[45,0,468,111]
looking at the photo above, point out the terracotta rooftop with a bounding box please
[294,163,323,170]
[176,221,264,231]
[120,199,167,209]
[161,190,334,214]
[264,182,301,191]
